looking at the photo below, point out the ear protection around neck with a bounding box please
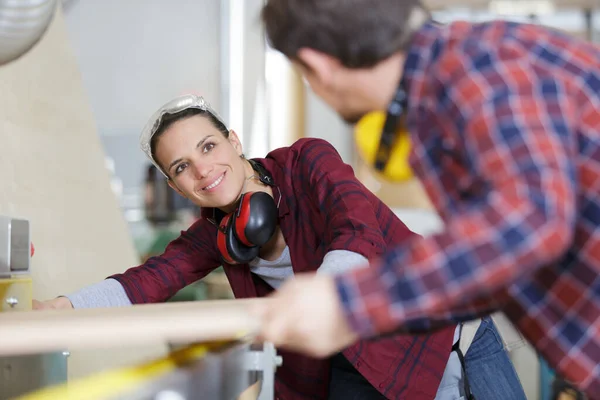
[216,161,278,264]
[354,86,414,182]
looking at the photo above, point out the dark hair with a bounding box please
[261,0,428,68]
[150,107,230,171]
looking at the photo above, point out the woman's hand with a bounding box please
[32,297,73,310]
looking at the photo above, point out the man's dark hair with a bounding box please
[261,0,429,68]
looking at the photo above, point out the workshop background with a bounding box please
[0,0,597,399]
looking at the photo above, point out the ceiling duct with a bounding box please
[0,0,57,66]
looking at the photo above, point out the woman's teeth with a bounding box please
[204,174,224,190]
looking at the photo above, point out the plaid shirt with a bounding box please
[111,138,455,400]
[335,20,600,398]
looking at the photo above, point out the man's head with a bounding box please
[262,0,429,123]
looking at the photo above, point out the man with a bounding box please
[251,0,600,398]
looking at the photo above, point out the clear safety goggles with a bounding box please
[139,94,228,178]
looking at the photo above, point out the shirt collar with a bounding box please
[400,20,444,108]
[256,157,289,218]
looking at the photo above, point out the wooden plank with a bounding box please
[0,299,265,356]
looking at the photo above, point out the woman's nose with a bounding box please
[191,159,212,179]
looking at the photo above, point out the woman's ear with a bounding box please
[228,130,244,156]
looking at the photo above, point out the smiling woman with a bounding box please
[33,94,510,400]
[148,108,260,212]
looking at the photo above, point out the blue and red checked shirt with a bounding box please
[335,20,600,398]
[111,138,455,400]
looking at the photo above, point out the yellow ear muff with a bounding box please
[354,111,414,182]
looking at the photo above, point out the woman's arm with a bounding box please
[65,278,132,308]
[296,138,416,270]
[62,218,222,308]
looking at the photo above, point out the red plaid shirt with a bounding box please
[111,138,455,399]
[335,20,600,398]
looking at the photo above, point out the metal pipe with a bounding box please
[0,0,57,66]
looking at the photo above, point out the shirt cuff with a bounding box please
[317,250,369,275]
[65,278,133,309]
[334,262,397,338]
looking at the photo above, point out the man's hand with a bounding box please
[32,297,73,310]
[249,273,359,358]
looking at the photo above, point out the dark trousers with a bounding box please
[328,353,387,400]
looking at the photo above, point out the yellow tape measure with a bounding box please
[16,340,240,400]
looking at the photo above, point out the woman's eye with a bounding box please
[175,163,188,175]
[202,143,215,153]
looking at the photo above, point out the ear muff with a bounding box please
[354,111,413,182]
[233,191,278,247]
[217,213,260,264]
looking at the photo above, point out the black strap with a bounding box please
[374,86,408,172]
[452,340,476,400]
[248,159,274,186]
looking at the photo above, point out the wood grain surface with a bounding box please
[0,299,265,356]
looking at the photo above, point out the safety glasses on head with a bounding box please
[139,94,228,178]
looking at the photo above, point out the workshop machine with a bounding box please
[0,214,282,400]
[15,341,282,400]
[0,216,68,399]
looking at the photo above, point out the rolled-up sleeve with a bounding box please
[110,219,222,304]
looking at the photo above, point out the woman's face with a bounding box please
[154,115,249,210]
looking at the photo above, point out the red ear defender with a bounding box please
[217,213,260,264]
[233,191,278,247]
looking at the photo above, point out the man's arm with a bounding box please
[336,55,578,337]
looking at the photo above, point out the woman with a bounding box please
[35,95,525,400]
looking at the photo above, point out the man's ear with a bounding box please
[168,180,186,198]
[228,130,244,156]
[297,48,340,87]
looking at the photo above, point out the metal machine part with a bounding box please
[0,215,68,400]
[16,341,283,400]
[0,216,30,278]
[119,341,282,400]
[0,215,281,399]
[0,214,282,399]
[0,0,58,66]
[0,353,68,400]
[245,343,282,400]
[107,343,254,400]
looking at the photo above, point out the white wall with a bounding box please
[63,0,223,210]
[63,0,222,138]
[0,6,166,379]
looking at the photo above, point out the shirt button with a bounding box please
[356,361,361,367]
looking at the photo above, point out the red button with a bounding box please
[30,243,35,257]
